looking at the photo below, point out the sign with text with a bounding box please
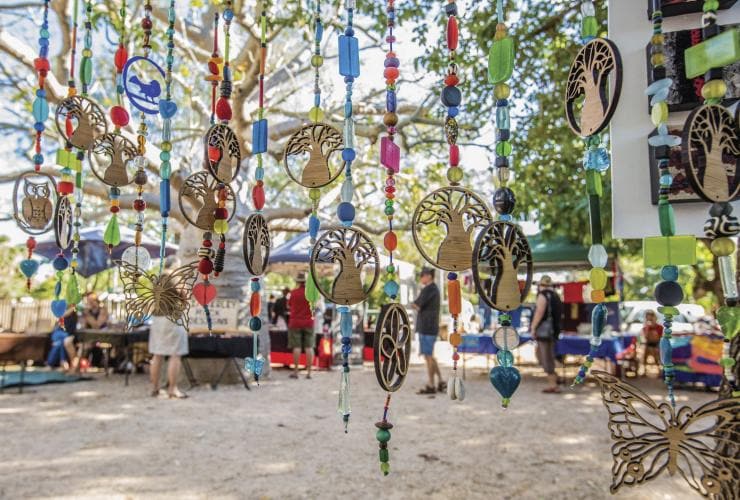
[188,298,244,333]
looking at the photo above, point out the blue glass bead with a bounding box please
[588,244,608,267]
[251,280,261,292]
[314,95,321,107]
[584,147,610,171]
[252,119,268,154]
[649,87,670,105]
[338,35,360,77]
[496,106,510,129]
[308,215,320,238]
[340,178,354,203]
[660,174,673,186]
[316,22,323,41]
[249,317,262,331]
[496,349,514,368]
[40,46,48,57]
[448,272,457,280]
[337,202,355,223]
[448,106,459,117]
[344,76,354,84]
[51,299,67,318]
[499,214,512,221]
[645,77,672,96]
[36,88,46,98]
[661,265,679,281]
[160,151,170,161]
[117,85,124,94]
[159,180,170,217]
[340,311,352,336]
[34,122,45,132]
[659,337,673,365]
[40,28,50,38]
[54,281,62,297]
[657,123,668,136]
[341,336,352,345]
[383,280,399,298]
[33,96,48,122]
[53,255,68,271]
[386,91,397,112]
[496,99,508,107]
[578,368,587,377]
[39,38,49,47]
[384,57,399,68]
[592,303,607,335]
[223,9,234,21]
[489,365,521,403]
[342,148,356,161]
[590,336,602,347]
[33,154,44,164]
[255,167,265,181]
[19,259,39,279]
[344,102,353,117]
[441,86,462,107]
[342,344,352,354]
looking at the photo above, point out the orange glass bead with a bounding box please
[591,290,606,303]
[250,292,261,316]
[384,231,397,251]
[448,279,461,315]
[449,332,461,346]
[445,74,459,86]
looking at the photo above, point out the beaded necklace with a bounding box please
[472,0,534,409]
[411,0,492,402]
[679,1,740,396]
[373,0,410,475]
[243,7,271,383]
[15,0,54,292]
[564,0,623,388]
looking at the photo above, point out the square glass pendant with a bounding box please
[643,235,697,267]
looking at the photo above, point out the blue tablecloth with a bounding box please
[459,333,637,364]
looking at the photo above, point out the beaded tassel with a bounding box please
[245,7,269,384]
[158,0,176,275]
[375,394,393,476]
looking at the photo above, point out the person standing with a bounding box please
[288,272,315,379]
[641,309,663,375]
[531,275,563,394]
[413,267,444,394]
[272,288,290,328]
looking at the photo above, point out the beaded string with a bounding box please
[157,0,177,276]
[336,0,362,433]
[245,8,269,384]
[374,0,400,475]
[571,0,611,387]
[18,0,52,291]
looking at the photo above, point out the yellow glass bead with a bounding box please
[213,219,228,234]
[111,199,119,207]
[711,237,736,256]
[135,232,142,245]
[311,55,324,67]
[449,332,461,346]
[494,83,510,100]
[308,188,321,201]
[447,167,463,183]
[701,79,727,100]
[161,141,172,152]
[589,268,608,290]
[651,102,668,126]
[308,106,324,123]
[494,23,507,41]
[650,53,665,66]
[68,88,77,97]
[72,232,80,242]
[82,49,92,57]
[651,34,664,45]
[70,260,78,268]
[591,290,606,303]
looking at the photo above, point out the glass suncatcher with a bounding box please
[411,0,492,402]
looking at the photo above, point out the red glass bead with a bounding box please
[133,199,146,211]
[33,57,50,72]
[110,106,129,127]
[26,237,36,250]
[219,242,226,249]
[387,51,396,59]
[384,231,397,251]
[218,189,228,201]
[114,46,128,71]
[452,353,460,361]
[444,74,459,86]
[208,60,220,75]
[383,67,399,80]
[252,184,265,210]
[65,116,74,137]
[203,239,213,247]
[110,206,120,213]
[214,207,228,219]
[193,282,217,306]
[198,258,213,275]
[450,144,460,166]
[215,97,232,121]
[250,292,261,316]
[208,146,221,163]
[141,17,152,30]
[447,16,459,51]
[58,181,74,195]
[385,186,396,194]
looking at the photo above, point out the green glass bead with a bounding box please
[384,206,394,216]
[643,235,697,267]
[447,167,463,183]
[703,0,720,11]
[103,216,121,246]
[80,57,93,85]
[651,102,668,126]
[380,462,390,475]
[308,106,324,122]
[495,141,512,156]
[586,135,601,147]
[379,448,389,463]
[385,199,394,207]
[581,16,599,38]
[719,357,736,368]
[684,29,740,79]
[496,349,513,368]
[488,36,514,84]
[586,169,602,197]
[658,203,676,237]
[376,429,391,443]
[493,83,510,100]
[657,306,679,316]
[159,151,170,161]
[711,237,736,257]
[386,265,395,273]
[160,163,171,179]
[161,141,172,152]
[311,55,324,67]
[589,268,608,290]
[308,188,321,201]
[584,358,593,368]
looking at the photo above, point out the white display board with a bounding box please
[188,298,243,333]
[609,0,739,239]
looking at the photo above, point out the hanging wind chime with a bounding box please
[243,7,272,383]
[471,0,533,408]
[309,0,380,432]
[563,0,623,388]
[679,0,739,396]
[411,0,492,401]
[14,0,56,293]
[372,0,411,475]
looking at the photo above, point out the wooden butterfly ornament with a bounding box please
[115,260,199,330]
[591,370,739,498]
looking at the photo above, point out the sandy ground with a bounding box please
[0,353,716,500]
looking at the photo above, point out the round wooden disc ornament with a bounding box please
[283,123,345,188]
[492,325,520,351]
[242,213,271,275]
[13,171,56,235]
[204,123,242,183]
[373,303,412,393]
[411,186,492,272]
[681,104,740,203]
[54,95,108,151]
[565,37,623,138]
[89,133,138,187]
[310,227,380,306]
[54,195,73,250]
[122,55,166,115]
[472,221,533,311]
[178,171,237,230]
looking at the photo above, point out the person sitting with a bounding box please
[82,293,108,330]
[641,309,663,376]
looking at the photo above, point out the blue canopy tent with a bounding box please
[34,225,177,277]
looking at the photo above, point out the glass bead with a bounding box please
[341,178,354,203]
[660,265,679,281]
[586,169,602,196]
[589,268,608,290]
[311,55,324,67]
[495,167,510,187]
[660,173,672,186]
[659,337,673,366]
[651,102,668,126]
[590,336,602,347]
[581,1,595,16]
[309,188,321,201]
[494,83,510,100]
[647,134,681,147]
[383,280,399,298]
[255,167,265,181]
[719,256,739,299]
[711,237,736,256]
[213,219,229,234]
[337,202,355,223]
[380,136,400,173]
[655,280,684,306]
[251,280,261,292]
[645,77,672,96]
[447,167,463,183]
[658,203,675,236]
[488,36,514,84]
[588,244,608,268]
[496,105,510,129]
[343,119,355,149]
[121,246,151,271]
[702,79,727,100]
[308,106,324,122]
[581,16,598,39]
[496,349,513,368]
[495,141,512,157]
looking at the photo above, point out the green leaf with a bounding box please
[717,306,740,340]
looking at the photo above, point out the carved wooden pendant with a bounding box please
[178,171,236,230]
[682,104,740,203]
[374,303,411,392]
[204,123,242,183]
[54,196,73,250]
[13,171,56,235]
[242,213,271,275]
[283,123,345,188]
[591,370,739,498]
[310,227,379,305]
[565,38,623,138]
[55,96,108,150]
[472,221,533,311]
[89,133,138,187]
[412,187,492,272]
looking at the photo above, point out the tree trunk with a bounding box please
[494,247,522,310]
[437,212,472,269]
[703,139,729,201]
[301,142,331,186]
[581,73,603,136]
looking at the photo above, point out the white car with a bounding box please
[621,301,704,334]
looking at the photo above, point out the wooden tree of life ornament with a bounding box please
[54,195,73,250]
[310,227,380,306]
[283,123,345,188]
[412,187,492,271]
[565,37,623,138]
[374,303,412,392]
[13,172,56,235]
[473,221,533,311]
[242,213,271,275]
[682,104,740,203]
[178,171,236,231]
[54,95,108,150]
[89,133,138,187]
[204,123,241,183]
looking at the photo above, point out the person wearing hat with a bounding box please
[288,272,315,379]
[412,267,445,394]
[530,275,563,393]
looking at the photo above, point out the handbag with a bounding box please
[535,317,554,340]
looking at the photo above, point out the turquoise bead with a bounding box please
[496,106,510,129]
[255,167,265,181]
[661,265,679,282]
[383,280,399,298]
[496,349,513,367]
